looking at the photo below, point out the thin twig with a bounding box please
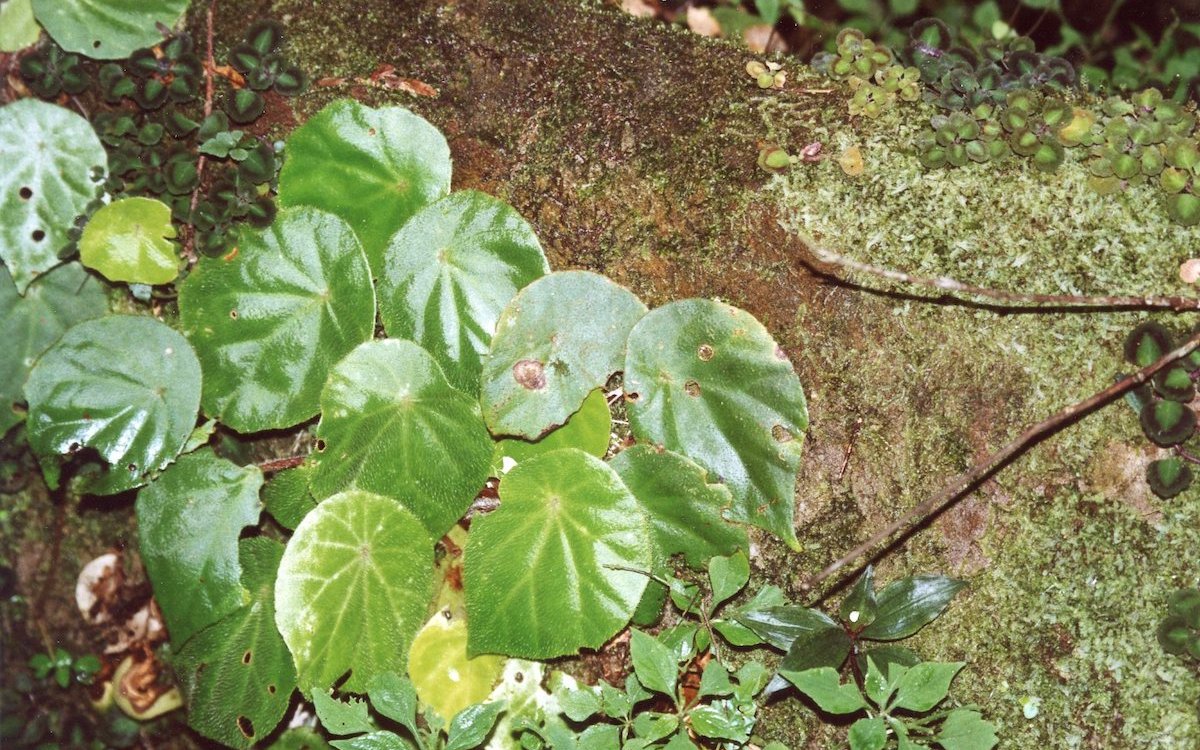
[257,455,306,473]
[807,241,1200,312]
[185,0,217,262]
[801,330,1200,598]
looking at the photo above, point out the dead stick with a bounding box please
[258,455,306,473]
[801,330,1200,598]
[807,241,1200,312]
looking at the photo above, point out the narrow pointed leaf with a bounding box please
[736,605,840,651]
[275,491,435,695]
[1,99,106,291]
[378,191,548,393]
[32,0,189,58]
[860,576,965,641]
[464,449,652,658]
[278,100,451,275]
[137,449,263,645]
[625,299,807,548]
[310,340,492,539]
[481,271,647,439]
[179,207,375,433]
[80,197,179,285]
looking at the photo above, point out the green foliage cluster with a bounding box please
[1158,588,1200,662]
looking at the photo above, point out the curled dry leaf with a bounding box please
[621,0,659,18]
[1179,258,1200,284]
[113,651,183,720]
[838,145,865,176]
[686,6,721,37]
[77,552,122,625]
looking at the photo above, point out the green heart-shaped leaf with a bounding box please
[32,0,189,58]
[481,271,647,439]
[278,99,451,276]
[0,261,106,437]
[173,537,297,749]
[179,207,375,433]
[378,191,548,393]
[625,299,808,548]
[608,445,747,570]
[1,99,106,292]
[80,197,179,285]
[137,449,263,645]
[25,315,202,494]
[491,387,611,476]
[310,339,492,539]
[275,490,435,695]
[464,448,652,658]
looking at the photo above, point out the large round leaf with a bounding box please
[179,207,375,433]
[275,490,435,695]
[25,315,202,494]
[278,99,451,276]
[31,0,189,59]
[137,449,263,646]
[378,191,548,393]
[624,299,807,548]
[0,261,106,437]
[608,445,748,570]
[174,538,297,750]
[0,99,106,292]
[310,339,492,539]
[80,197,179,285]
[481,271,647,440]
[464,448,652,658]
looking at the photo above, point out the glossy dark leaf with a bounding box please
[839,566,879,629]
[859,576,965,641]
[736,605,840,651]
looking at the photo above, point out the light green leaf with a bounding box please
[936,709,998,750]
[275,491,435,695]
[697,661,733,699]
[464,449,652,658]
[733,660,771,699]
[0,261,106,437]
[779,667,866,714]
[481,271,647,439]
[25,315,201,494]
[663,732,699,750]
[445,702,504,750]
[173,538,297,749]
[378,190,548,393]
[708,550,750,611]
[848,717,887,750]
[689,700,754,743]
[137,449,263,645]
[0,0,39,52]
[631,712,678,742]
[32,0,189,58]
[366,673,419,737]
[491,387,610,476]
[630,630,677,698]
[80,197,178,285]
[310,339,492,539]
[557,686,601,722]
[608,445,747,570]
[313,691,375,736]
[262,464,318,531]
[891,662,963,713]
[0,99,106,292]
[625,299,807,548]
[407,612,504,721]
[179,207,375,433]
[863,656,894,708]
[269,728,334,750]
[331,732,413,750]
[278,99,451,276]
[577,724,620,750]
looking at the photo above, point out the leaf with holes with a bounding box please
[625,299,807,548]
[275,491,434,695]
[179,207,375,434]
[481,271,647,439]
[80,197,179,285]
[309,339,492,539]
[173,538,297,749]
[137,449,263,645]
[0,262,106,437]
[464,448,652,658]
[25,315,201,494]
[609,445,746,570]
[378,191,548,393]
[407,613,504,721]
[278,99,451,275]
[491,387,611,476]
[31,0,189,58]
[0,99,106,292]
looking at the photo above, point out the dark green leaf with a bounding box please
[1124,322,1172,367]
[1147,458,1192,499]
[263,464,318,530]
[778,623,853,674]
[1140,399,1197,447]
[736,605,840,650]
[631,712,678,742]
[697,661,733,699]
[708,550,750,611]
[860,576,965,641]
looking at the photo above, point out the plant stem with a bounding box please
[801,330,1200,597]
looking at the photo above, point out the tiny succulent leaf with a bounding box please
[79,197,179,285]
[1146,458,1192,499]
[310,339,492,539]
[891,661,963,712]
[464,449,652,658]
[481,271,647,439]
[630,629,678,697]
[179,207,376,433]
[32,0,189,59]
[860,575,966,641]
[407,613,504,721]
[278,100,452,276]
[378,190,549,393]
[625,299,808,548]
[1139,399,1197,447]
[1124,322,1172,367]
[0,99,106,292]
[137,449,263,646]
[275,491,435,696]
[780,667,867,714]
[25,315,202,494]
